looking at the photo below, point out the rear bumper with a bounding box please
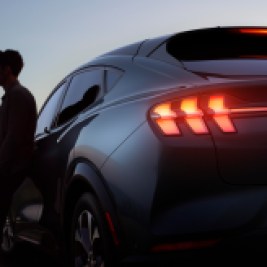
[120,228,267,266]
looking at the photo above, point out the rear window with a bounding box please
[167,27,267,61]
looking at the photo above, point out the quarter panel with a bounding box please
[73,102,147,169]
[100,122,161,249]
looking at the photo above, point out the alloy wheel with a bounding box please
[74,210,104,267]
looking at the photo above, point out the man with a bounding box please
[0,50,37,243]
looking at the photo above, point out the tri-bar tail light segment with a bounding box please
[150,95,267,136]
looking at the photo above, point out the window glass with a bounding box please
[167,28,267,61]
[57,69,102,126]
[36,82,66,135]
[105,68,123,92]
[150,43,183,67]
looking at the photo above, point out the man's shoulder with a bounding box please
[12,83,34,98]
[13,82,29,92]
[9,83,37,108]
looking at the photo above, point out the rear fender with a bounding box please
[63,160,122,246]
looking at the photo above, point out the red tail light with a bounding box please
[151,95,237,135]
[151,93,267,136]
[151,102,180,135]
[180,97,209,134]
[208,95,236,133]
[151,96,209,135]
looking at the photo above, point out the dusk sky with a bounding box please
[1,0,267,109]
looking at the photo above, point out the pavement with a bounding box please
[0,243,64,267]
[0,243,266,267]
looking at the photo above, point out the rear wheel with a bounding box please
[69,193,117,267]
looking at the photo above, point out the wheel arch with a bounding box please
[62,159,122,249]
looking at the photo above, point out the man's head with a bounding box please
[0,49,24,88]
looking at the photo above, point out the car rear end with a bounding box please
[99,27,267,263]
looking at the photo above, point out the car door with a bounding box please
[31,80,69,224]
[33,68,105,227]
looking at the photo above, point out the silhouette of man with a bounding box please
[0,50,37,243]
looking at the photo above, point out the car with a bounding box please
[2,26,267,266]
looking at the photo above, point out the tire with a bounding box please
[1,214,15,254]
[69,193,117,267]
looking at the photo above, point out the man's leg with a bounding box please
[0,172,25,245]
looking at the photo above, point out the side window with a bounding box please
[35,82,66,136]
[105,68,123,92]
[57,69,103,126]
[149,43,183,67]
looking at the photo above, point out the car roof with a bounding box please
[100,26,267,57]
[71,26,267,73]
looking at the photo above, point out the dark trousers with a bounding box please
[0,170,26,240]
